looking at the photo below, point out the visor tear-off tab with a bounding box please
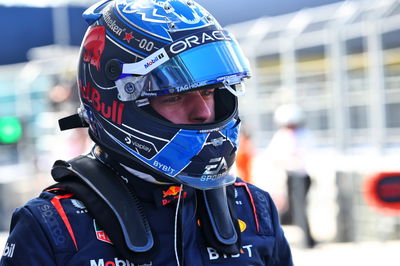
[48,155,156,264]
[58,114,89,131]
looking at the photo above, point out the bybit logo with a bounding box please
[207,244,253,260]
[2,242,15,258]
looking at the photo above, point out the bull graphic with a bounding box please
[82,26,106,71]
[162,186,182,198]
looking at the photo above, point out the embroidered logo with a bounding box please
[93,220,113,245]
[89,257,152,266]
[206,244,253,260]
[38,204,66,247]
[163,186,182,198]
[159,186,187,206]
[2,242,15,258]
[71,199,88,214]
[238,219,247,232]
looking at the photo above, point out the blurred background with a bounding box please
[0,0,399,265]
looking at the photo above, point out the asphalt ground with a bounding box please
[290,240,399,266]
[284,225,399,266]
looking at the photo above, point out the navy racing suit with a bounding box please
[1,160,293,266]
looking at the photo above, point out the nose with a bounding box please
[187,92,214,124]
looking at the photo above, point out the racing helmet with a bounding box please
[71,0,251,190]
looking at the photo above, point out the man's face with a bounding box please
[149,89,215,124]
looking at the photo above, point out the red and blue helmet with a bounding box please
[76,0,251,190]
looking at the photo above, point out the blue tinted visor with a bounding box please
[149,40,251,93]
[117,38,251,100]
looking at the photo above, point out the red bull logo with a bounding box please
[161,186,187,206]
[82,26,106,71]
[80,81,125,125]
[163,186,182,198]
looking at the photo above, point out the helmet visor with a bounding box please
[148,40,251,92]
[117,39,251,101]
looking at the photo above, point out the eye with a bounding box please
[201,89,215,97]
[163,95,181,103]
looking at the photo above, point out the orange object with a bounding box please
[236,134,254,183]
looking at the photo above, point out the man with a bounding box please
[266,104,316,248]
[1,0,293,265]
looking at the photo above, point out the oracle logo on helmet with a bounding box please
[169,30,231,54]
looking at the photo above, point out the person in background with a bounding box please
[1,0,293,265]
[265,104,316,248]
